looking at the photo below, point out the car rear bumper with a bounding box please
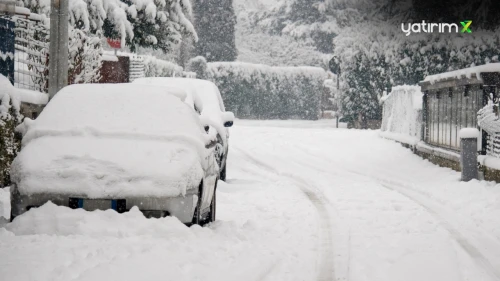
[11,186,198,223]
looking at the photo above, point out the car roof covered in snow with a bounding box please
[132,77,204,113]
[22,83,207,146]
[149,78,225,113]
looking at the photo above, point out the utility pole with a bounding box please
[329,56,341,128]
[48,0,68,99]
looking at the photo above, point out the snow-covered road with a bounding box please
[1,120,500,281]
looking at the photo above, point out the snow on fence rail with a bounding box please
[206,62,326,120]
[380,85,423,145]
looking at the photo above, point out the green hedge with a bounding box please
[206,62,326,120]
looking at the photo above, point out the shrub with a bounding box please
[143,55,184,78]
[206,62,326,120]
[0,79,22,187]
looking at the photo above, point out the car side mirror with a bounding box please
[222,112,234,127]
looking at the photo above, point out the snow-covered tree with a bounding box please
[68,28,103,84]
[333,19,500,122]
[0,76,22,187]
[235,2,330,67]
[192,0,237,62]
[22,0,197,53]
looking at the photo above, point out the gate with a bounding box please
[0,17,15,84]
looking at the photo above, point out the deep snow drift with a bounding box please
[1,120,500,281]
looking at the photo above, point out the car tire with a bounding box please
[219,164,226,181]
[191,182,203,226]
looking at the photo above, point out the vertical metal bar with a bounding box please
[57,0,68,91]
[48,0,68,99]
[437,95,440,145]
[48,0,60,97]
[450,94,453,148]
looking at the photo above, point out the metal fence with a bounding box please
[0,17,15,84]
[425,85,484,151]
[13,16,49,93]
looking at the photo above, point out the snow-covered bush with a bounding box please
[0,76,23,187]
[143,55,184,77]
[206,62,327,120]
[186,56,207,79]
[68,28,102,84]
[380,85,423,145]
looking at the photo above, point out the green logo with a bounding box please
[460,20,472,33]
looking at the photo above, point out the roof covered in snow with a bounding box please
[423,63,500,84]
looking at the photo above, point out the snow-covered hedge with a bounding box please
[380,85,423,145]
[143,55,184,78]
[206,62,327,120]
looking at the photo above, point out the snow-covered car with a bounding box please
[132,77,234,180]
[10,84,219,225]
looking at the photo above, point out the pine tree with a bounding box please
[0,85,22,188]
[192,0,237,62]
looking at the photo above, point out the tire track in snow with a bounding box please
[233,148,338,281]
[297,158,500,281]
[377,181,500,281]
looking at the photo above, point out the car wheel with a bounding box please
[191,182,203,226]
[219,164,226,181]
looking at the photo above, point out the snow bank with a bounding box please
[11,84,211,198]
[424,63,500,84]
[380,85,423,145]
[7,202,191,237]
[206,62,326,120]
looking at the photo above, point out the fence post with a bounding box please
[460,128,479,181]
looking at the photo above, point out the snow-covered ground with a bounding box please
[1,120,500,281]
